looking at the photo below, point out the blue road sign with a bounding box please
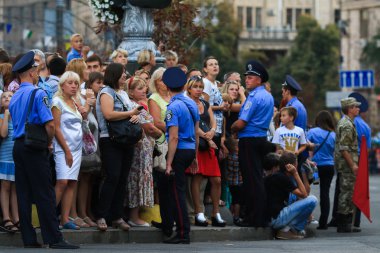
[339,70,374,88]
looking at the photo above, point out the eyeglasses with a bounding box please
[189,75,202,81]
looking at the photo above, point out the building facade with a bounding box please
[234,0,340,56]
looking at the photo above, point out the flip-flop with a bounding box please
[62,221,80,230]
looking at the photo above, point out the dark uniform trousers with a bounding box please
[239,137,274,227]
[158,149,195,239]
[13,139,62,245]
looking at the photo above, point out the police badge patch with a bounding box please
[166,110,173,122]
[244,101,252,111]
[43,96,49,108]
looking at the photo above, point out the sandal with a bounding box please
[62,221,80,230]
[82,217,97,227]
[13,221,20,230]
[97,218,107,231]
[0,219,18,233]
[112,219,130,231]
[70,217,90,228]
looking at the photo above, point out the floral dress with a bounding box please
[127,107,155,208]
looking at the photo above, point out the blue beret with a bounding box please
[163,67,187,89]
[12,51,38,73]
[283,75,302,92]
[349,92,368,112]
[244,60,269,83]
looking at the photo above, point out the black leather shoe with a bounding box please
[151,220,163,229]
[163,236,190,244]
[317,225,328,230]
[327,218,337,227]
[24,243,43,248]
[211,217,226,227]
[49,239,80,249]
[194,216,208,227]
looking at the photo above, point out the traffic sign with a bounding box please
[326,91,351,108]
[339,70,374,88]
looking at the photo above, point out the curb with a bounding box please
[0,226,316,247]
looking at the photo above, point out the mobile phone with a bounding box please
[137,105,144,111]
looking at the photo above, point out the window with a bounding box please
[305,9,311,15]
[360,9,369,38]
[237,6,244,27]
[246,7,252,28]
[286,8,293,27]
[31,4,36,23]
[256,8,262,28]
[296,8,302,25]
[334,9,341,24]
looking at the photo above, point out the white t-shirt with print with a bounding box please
[202,78,223,134]
[272,125,307,152]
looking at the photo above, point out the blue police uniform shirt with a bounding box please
[238,85,274,138]
[9,82,53,139]
[67,48,81,63]
[286,97,307,131]
[307,127,336,166]
[165,92,199,150]
[354,115,371,154]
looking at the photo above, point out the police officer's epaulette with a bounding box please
[248,90,258,97]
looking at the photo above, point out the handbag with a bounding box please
[24,88,48,150]
[106,92,143,146]
[153,139,168,173]
[82,119,97,155]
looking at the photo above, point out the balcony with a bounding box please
[241,27,297,41]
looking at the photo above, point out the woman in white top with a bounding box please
[52,71,86,229]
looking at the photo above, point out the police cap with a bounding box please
[349,92,368,113]
[244,60,269,83]
[282,75,302,92]
[12,51,39,74]
[163,67,187,89]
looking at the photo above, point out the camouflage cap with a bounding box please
[340,97,361,108]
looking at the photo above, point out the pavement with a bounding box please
[0,174,378,252]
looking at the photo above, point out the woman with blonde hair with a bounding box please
[127,77,162,226]
[110,49,128,66]
[137,49,156,73]
[52,71,86,229]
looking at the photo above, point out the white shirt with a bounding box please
[272,125,307,152]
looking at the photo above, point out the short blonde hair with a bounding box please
[137,49,153,67]
[221,81,242,103]
[128,76,147,98]
[163,50,178,61]
[70,33,82,42]
[110,49,128,60]
[66,58,87,82]
[149,67,166,93]
[55,71,80,98]
[185,76,204,94]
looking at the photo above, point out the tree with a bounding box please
[361,32,380,93]
[269,15,340,122]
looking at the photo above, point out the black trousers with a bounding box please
[239,137,275,227]
[97,138,134,221]
[318,165,335,226]
[158,149,195,239]
[13,139,62,245]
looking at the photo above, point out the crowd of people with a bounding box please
[0,32,371,247]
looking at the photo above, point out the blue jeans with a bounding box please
[271,195,318,231]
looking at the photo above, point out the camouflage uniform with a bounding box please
[334,116,358,215]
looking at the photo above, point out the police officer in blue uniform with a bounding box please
[231,60,275,227]
[281,75,307,131]
[161,67,199,244]
[9,51,78,249]
[329,92,371,231]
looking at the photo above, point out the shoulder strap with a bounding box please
[179,100,197,126]
[26,88,39,123]
[313,131,331,155]
[114,92,129,111]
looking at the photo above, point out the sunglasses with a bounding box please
[189,75,202,81]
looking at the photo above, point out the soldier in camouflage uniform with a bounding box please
[334,97,360,233]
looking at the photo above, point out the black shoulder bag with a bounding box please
[24,89,49,150]
[106,92,143,146]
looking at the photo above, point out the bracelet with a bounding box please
[211,128,216,132]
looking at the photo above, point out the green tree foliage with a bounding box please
[362,32,380,93]
[269,15,340,122]
[153,0,241,78]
